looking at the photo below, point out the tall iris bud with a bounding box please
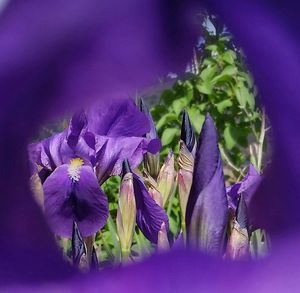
[226,195,250,260]
[157,150,176,207]
[116,160,136,261]
[178,110,196,235]
[138,98,160,179]
[186,114,228,256]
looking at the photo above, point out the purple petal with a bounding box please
[133,173,169,243]
[137,98,158,140]
[87,97,150,137]
[186,114,228,254]
[43,164,108,237]
[226,164,262,211]
[67,111,87,149]
[95,135,160,184]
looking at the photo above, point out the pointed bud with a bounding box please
[117,161,136,261]
[72,221,86,266]
[186,114,228,256]
[226,195,249,260]
[181,110,196,155]
[157,150,176,207]
[137,97,160,178]
[157,222,170,252]
[143,170,163,207]
[90,246,99,271]
[178,141,194,230]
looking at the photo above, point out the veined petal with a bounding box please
[43,162,108,237]
[87,97,150,137]
[132,173,169,244]
[186,114,228,255]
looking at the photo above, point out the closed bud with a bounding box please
[181,109,196,155]
[144,152,160,180]
[117,161,136,261]
[178,141,194,231]
[157,150,176,207]
[137,97,161,179]
[143,170,163,207]
[157,222,170,252]
[226,195,249,260]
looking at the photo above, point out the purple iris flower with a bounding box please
[29,97,159,237]
[186,114,228,255]
[2,0,300,291]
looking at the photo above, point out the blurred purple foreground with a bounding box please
[1,0,300,291]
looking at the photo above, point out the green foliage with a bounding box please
[151,16,264,181]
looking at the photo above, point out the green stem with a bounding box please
[219,144,245,176]
[256,109,266,172]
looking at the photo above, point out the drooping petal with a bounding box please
[43,163,108,237]
[132,173,169,244]
[226,164,262,212]
[95,135,160,184]
[87,97,150,137]
[186,114,228,255]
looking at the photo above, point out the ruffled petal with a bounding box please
[43,164,108,237]
[132,173,169,243]
[87,97,150,137]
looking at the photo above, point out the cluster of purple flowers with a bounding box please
[29,95,262,266]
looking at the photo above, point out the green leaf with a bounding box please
[161,89,175,107]
[215,99,233,113]
[200,65,217,81]
[161,128,179,146]
[234,83,255,109]
[156,113,179,130]
[211,65,237,83]
[222,50,236,65]
[224,124,248,150]
[196,82,213,95]
[172,98,189,116]
[188,106,205,133]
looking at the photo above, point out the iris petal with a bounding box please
[43,164,108,237]
[132,173,169,244]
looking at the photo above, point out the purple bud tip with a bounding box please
[236,195,248,230]
[90,246,99,271]
[181,109,196,153]
[122,159,132,178]
[71,221,86,266]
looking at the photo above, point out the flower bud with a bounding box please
[226,195,250,260]
[143,170,163,207]
[178,141,194,229]
[116,160,136,260]
[157,222,170,252]
[157,150,176,207]
[137,97,160,179]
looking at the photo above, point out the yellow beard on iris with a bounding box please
[68,158,84,181]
